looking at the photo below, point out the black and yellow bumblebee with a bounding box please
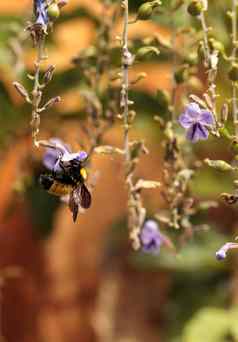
[39,158,91,222]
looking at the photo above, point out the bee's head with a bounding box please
[59,157,88,181]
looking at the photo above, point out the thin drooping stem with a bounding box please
[231,0,238,136]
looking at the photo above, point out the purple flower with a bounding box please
[140,220,163,255]
[216,242,238,261]
[34,0,49,26]
[43,138,88,172]
[178,102,214,143]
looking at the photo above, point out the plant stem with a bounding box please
[121,0,142,249]
[199,9,218,120]
[232,0,238,136]
[121,0,130,164]
[31,38,45,147]
[199,11,210,67]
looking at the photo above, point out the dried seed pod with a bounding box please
[136,46,160,60]
[204,159,234,171]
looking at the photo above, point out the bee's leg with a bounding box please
[39,174,54,190]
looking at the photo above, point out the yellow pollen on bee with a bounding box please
[80,168,87,180]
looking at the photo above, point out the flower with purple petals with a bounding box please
[140,220,163,255]
[178,102,214,143]
[43,138,88,173]
[216,242,238,261]
[34,0,49,27]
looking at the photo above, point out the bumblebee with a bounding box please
[39,158,91,222]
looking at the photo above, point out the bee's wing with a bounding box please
[79,184,92,209]
[69,184,91,222]
[69,190,78,222]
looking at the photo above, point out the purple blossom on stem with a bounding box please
[216,242,238,261]
[34,0,48,27]
[43,138,88,172]
[140,220,163,255]
[178,102,214,143]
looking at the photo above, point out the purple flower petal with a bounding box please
[143,241,161,255]
[61,151,88,163]
[43,138,70,171]
[53,159,63,173]
[76,151,88,162]
[178,113,194,129]
[199,110,214,126]
[140,220,162,255]
[179,102,214,143]
[51,138,71,154]
[186,123,208,143]
[184,102,201,119]
[216,250,226,261]
[43,152,59,171]
[34,0,48,26]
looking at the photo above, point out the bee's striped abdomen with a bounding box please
[39,174,73,196]
[48,181,72,196]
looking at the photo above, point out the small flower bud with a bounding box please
[208,38,224,54]
[13,82,30,102]
[136,46,160,60]
[231,138,238,153]
[218,127,232,140]
[187,0,203,16]
[216,250,226,261]
[156,89,170,111]
[183,52,198,66]
[47,3,60,20]
[228,63,238,81]
[43,65,55,84]
[137,2,153,20]
[43,96,61,110]
[58,0,68,8]
[204,158,234,171]
[136,1,161,21]
[220,103,229,124]
[174,66,188,84]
